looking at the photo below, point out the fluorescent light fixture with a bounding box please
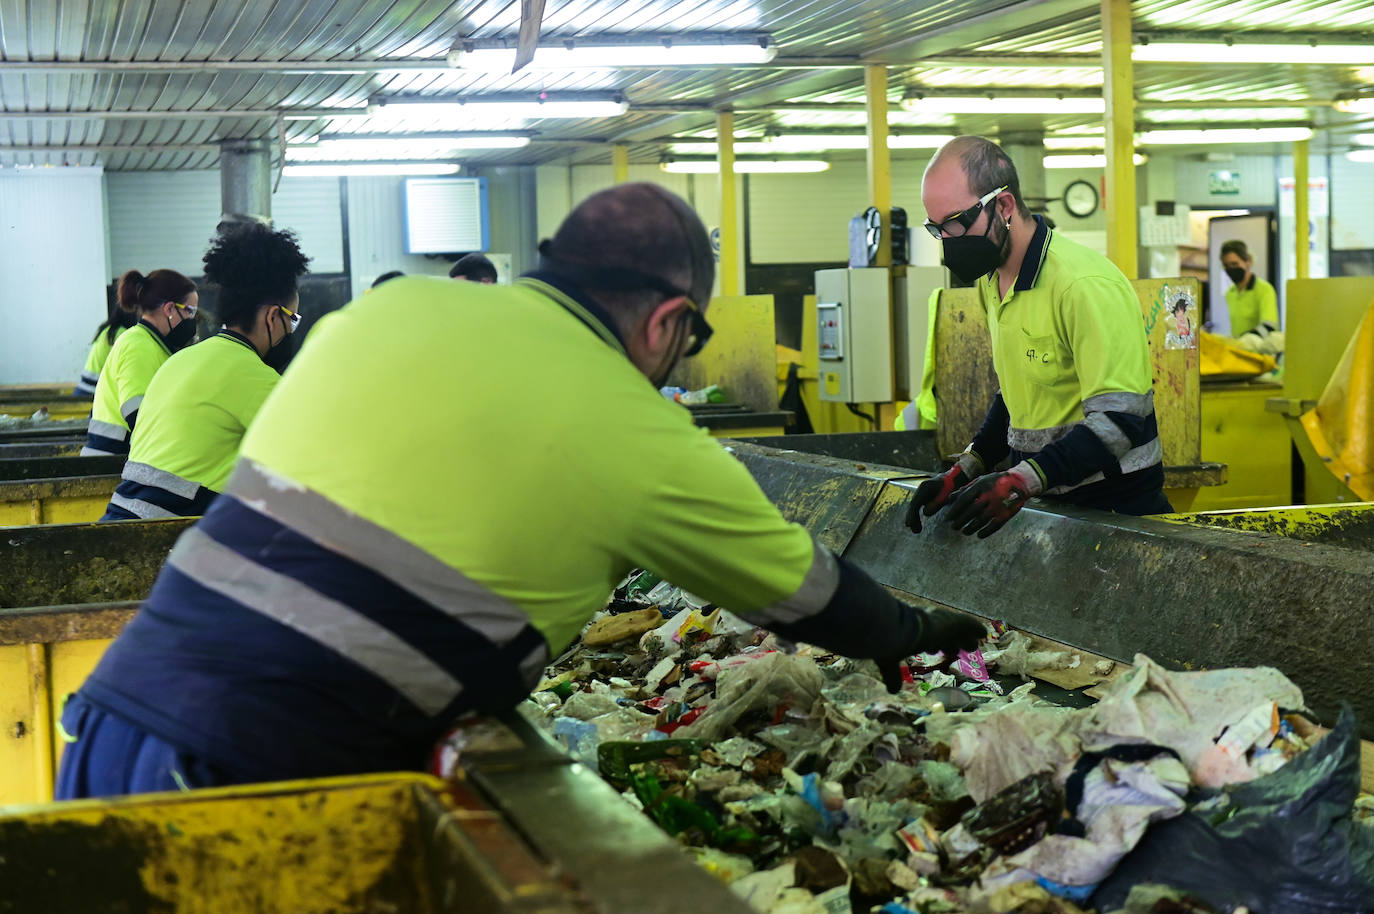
[1044,153,1146,169]
[1134,42,1374,66]
[900,96,1105,114]
[1336,98,1374,114]
[889,134,957,150]
[670,134,952,155]
[373,96,628,120]
[1044,136,1106,150]
[1137,127,1313,145]
[660,160,830,174]
[1353,134,1374,147]
[1346,150,1374,163]
[449,33,775,70]
[283,162,462,177]
[288,137,529,160]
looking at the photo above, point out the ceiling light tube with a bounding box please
[449,33,775,70]
[660,160,830,174]
[283,162,462,177]
[290,136,530,156]
[1336,98,1374,114]
[1346,150,1374,163]
[1353,134,1374,147]
[373,96,629,120]
[900,96,1105,114]
[1137,127,1313,145]
[1134,42,1374,66]
[1044,136,1106,150]
[1044,153,1146,169]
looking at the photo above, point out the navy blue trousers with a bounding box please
[55,693,233,800]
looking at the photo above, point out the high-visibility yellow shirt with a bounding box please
[1225,276,1278,337]
[76,325,126,396]
[83,320,172,456]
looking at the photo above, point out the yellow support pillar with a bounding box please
[1295,139,1310,280]
[612,144,630,184]
[865,65,892,268]
[718,110,742,296]
[1101,0,1137,278]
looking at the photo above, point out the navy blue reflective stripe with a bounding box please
[111,478,217,517]
[197,497,547,706]
[82,564,446,780]
[85,430,129,455]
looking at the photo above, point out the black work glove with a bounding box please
[874,607,987,693]
[945,462,1042,539]
[905,453,982,534]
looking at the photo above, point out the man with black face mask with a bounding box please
[56,183,983,798]
[906,136,1170,540]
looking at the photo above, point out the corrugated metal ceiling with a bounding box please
[0,0,1370,169]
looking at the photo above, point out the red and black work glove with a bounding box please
[875,607,988,693]
[945,461,1043,539]
[905,452,983,534]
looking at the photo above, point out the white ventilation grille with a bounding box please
[404,178,488,254]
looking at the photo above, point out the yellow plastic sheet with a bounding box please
[1300,300,1374,500]
[1199,331,1276,379]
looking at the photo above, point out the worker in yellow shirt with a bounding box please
[1220,239,1279,337]
[100,224,310,521]
[908,136,1169,539]
[57,184,984,797]
[75,295,139,396]
[81,269,199,456]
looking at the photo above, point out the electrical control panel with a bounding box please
[814,268,894,404]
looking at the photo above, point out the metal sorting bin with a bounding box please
[0,399,92,421]
[1,519,192,805]
[0,456,126,525]
[0,717,757,914]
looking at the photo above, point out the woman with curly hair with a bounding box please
[99,223,310,521]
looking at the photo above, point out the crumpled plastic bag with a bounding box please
[679,652,824,742]
[1093,705,1374,913]
[983,631,1082,679]
[1077,655,1304,787]
[943,704,1081,803]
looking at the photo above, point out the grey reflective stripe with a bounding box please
[169,526,462,716]
[227,459,538,647]
[123,461,200,499]
[110,491,179,520]
[1008,422,1076,453]
[1083,412,1132,458]
[76,374,97,394]
[897,401,919,431]
[80,445,118,457]
[120,395,144,420]
[1043,438,1163,495]
[744,538,841,625]
[1083,390,1154,417]
[88,418,130,442]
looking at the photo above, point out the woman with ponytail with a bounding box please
[74,292,139,396]
[82,268,198,457]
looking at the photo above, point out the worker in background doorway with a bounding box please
[907,136,1170,539]
[449,252,498,283]
[56,183,984,798]
[370,270,404,289]
[81,269,199,457]
[1220,239,1279,337]
[99,224,310,521]
[75,288,140,396]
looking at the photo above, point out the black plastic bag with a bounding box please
[1093,705,1374,912]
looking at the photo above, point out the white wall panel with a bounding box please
[1330,155,1374,251]
[346,175,453,300]
[0,168,108,385]
[274,177,344,273]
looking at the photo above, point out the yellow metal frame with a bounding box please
[0,476,117,526]
[865,65,892,270]
[1101,0,1137,278]
[612,144,630,184]
[717,110,741,297]
[1295,139,1310,281]
[0,400,91,421]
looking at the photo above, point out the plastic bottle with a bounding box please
[677,384,726,405]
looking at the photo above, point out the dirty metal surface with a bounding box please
[1164,503,1374,552]
[737,430,944,472]
[0,475,118,503]
[0,441,85,459]
[0,456,125,482]
[0,602,138,646]
[0,518,191,608]
[726,442,918,555]
[0,420,90,443]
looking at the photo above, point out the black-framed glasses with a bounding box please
[682,298,713,357]
[922,184,1009,239]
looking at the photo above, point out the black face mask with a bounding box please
[941,215,1012,284]
[1224,266,1248,285]
[263,311,296,374]
[165,315,198,351]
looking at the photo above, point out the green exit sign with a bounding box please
[1208,170,1241,195]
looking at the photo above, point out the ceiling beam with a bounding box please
[863,0,1102,62]
[0,56,868,75]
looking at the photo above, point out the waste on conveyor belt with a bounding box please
[438,572,1374,914]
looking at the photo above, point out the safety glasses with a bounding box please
[682,298,714,357]
[171,300,198,319]
[279,304,301,333]
[923,185,1009,239]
